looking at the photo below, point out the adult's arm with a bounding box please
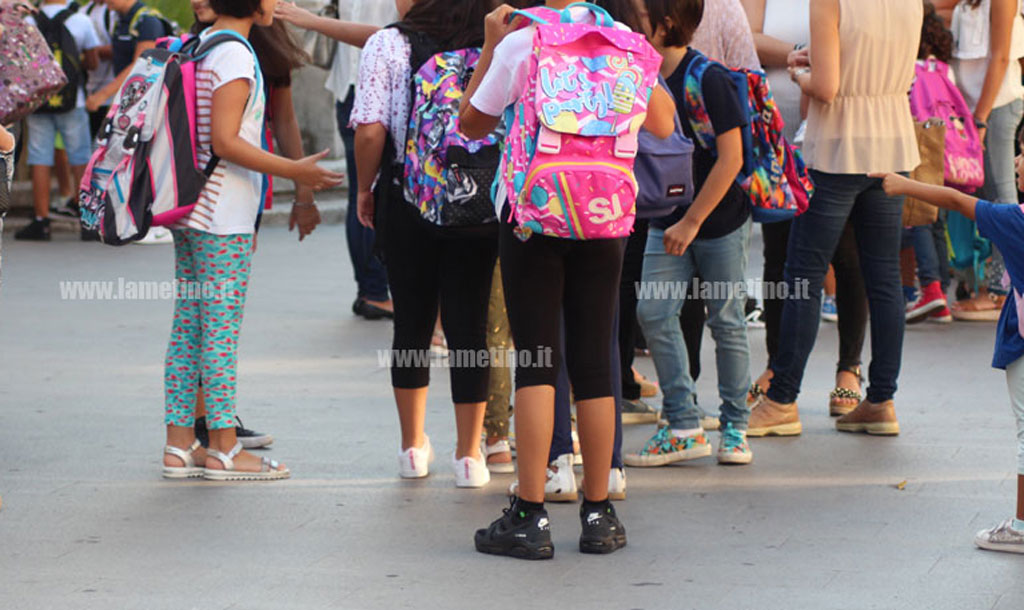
[973,0,1017,130]
[792,0,840,104]
[740,0,800,68]
[275,2,379,48]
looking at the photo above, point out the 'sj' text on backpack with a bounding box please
[34,7,83,114]
[909,58,985,192]
[79,31,261,245]
[682,51,812,223]
[397,26,504,229]
[503,2,662,240]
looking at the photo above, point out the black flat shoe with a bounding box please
[352,298,394,320]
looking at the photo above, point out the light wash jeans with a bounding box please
[637,219,752,430]
[983,99,1024,293]
[1006,356,1024,476]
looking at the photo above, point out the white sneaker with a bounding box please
[134,226,173,245]
[507,453,578,502]
[398,436,434,479]
[608,467,626,500]
[452,451,491,488]
[974,519,1024,554]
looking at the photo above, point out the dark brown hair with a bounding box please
[250,20,307,88]
[645,0,704,47]
[919,1,953,62]
[208,0,262,19]
[399,0,499,50]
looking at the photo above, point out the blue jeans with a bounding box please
[904,225,941,285]
[982,99,1024,293]
[767,171,906,405]
[551,307,623,468]
[637,220,752,430]
[336,92,389,302]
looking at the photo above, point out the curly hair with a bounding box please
[919,1,953,62]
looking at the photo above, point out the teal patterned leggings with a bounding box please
[164,229,254,430]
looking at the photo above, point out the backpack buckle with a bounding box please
[613,132,638,159]
[537,127,562,154]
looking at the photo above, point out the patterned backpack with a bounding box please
[396,25,503,228]
[682,51,812,223]
[503,3,662,240]
[79,31,261,245]
[909,58,985,192]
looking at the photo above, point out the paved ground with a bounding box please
[1,219,1023,610]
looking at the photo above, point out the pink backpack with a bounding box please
[909,58,985,192]
[503,3,662,241]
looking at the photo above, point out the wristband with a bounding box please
[974,118,988,130]
[293,199,315,208]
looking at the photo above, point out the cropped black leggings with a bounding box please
[383,198,497,403]
[499,206,624,400]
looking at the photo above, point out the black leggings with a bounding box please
[383,198,497,403]
[762,218,867,373]
[618,219,648,400]
[499,206,624,400]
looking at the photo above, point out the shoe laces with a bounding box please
[721,423,746,451]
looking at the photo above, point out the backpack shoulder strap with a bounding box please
[680,52,716,151]
[52,7,76,27]
[388,22,440,77]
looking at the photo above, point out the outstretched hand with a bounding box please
[867,172,913,197]
[274,1,315,29]
[293,150,344,192]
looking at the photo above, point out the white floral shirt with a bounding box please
[350,28,412,162]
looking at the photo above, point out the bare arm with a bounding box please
[274,2,379,48]
[353,122,387,228]
[270,86,314,203]
[643,85,676,139]
[869,172,978,220]
[974,0,1016,127]
[793,0,840,104]
[740,0,800,68]
[82,47,99,72]
[212,79,343,189]
[96,43,112,60]
[88,40,156,109]
[663,127,745,255]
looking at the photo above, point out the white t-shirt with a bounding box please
[173,31,265,236]
[325,0,398,100]
[27,2,102,109]
[82,1,115,100]
[349,28,412,162]
[470,7,631,210]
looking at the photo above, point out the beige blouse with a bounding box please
[802,0,922,174]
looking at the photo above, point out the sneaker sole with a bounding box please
[701,417,720,431]
[906,299,945,323]
[621,412,660,425]
[546,489,579,502]
[746,422,802,437]
[835,421,900,435]
[717,453,753,465]
[927,314,953,324]
[623,444,712,467]
[608,490,626,501]
[239,435,274,449]
[486,461,515,474]
[974,539,1024,554]
[821,314,838,323]
[952,309,1001,321]
[162,467,204,479]
[476,540,554,560]
[203,469,291,481]
[580,534,627,554]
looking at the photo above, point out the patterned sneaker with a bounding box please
[974,519,1024,554]
[623,426,711,467]
[717,423,753,465]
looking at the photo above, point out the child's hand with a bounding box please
[663,217,700,257]
[483,4,518,50]
[868,172,913,197]
[289,201,321,241]
[274,2,315,29]
[293,149,344,191]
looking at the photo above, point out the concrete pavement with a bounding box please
[1,223,1022,610]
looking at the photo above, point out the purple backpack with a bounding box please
[909,58,984,192]
[634,77,694,219]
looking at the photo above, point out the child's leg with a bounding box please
[563,238,625,502]
[692,220,752,429]
[165,230,201,429]
[25,114,56,219]
[1007,356,1024,522]
[193,230,254,430]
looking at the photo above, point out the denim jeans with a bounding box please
[637,220,752,430]
[336,91,389,302]
[982,99,1024,293]
[767,171,906,405]
[905,225,941,285]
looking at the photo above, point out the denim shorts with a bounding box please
[26,107,93,166]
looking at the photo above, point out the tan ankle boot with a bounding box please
[835,399,899,436]
[747,396,802,437]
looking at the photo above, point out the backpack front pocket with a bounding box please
[519,159,637,239]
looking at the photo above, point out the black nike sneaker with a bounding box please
[475,497,554,560]
[579,500,627,554]
[195,416,273,449]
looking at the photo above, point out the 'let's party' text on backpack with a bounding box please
[503,2,662,240]
[909,58,985,192]
[396,25,504,229]
[682,51,812,223]
[79,31,261,245]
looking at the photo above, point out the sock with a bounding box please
[582,497,612,513]
[1013,518,1024,531]
[35,216,46,222]
[671,427,703,439]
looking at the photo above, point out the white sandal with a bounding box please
[203,441,290,481]
[163,440,204,479]
[483,439,515,474]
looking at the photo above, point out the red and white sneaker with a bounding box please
[927,304,953,324]
[906,281,947,324]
